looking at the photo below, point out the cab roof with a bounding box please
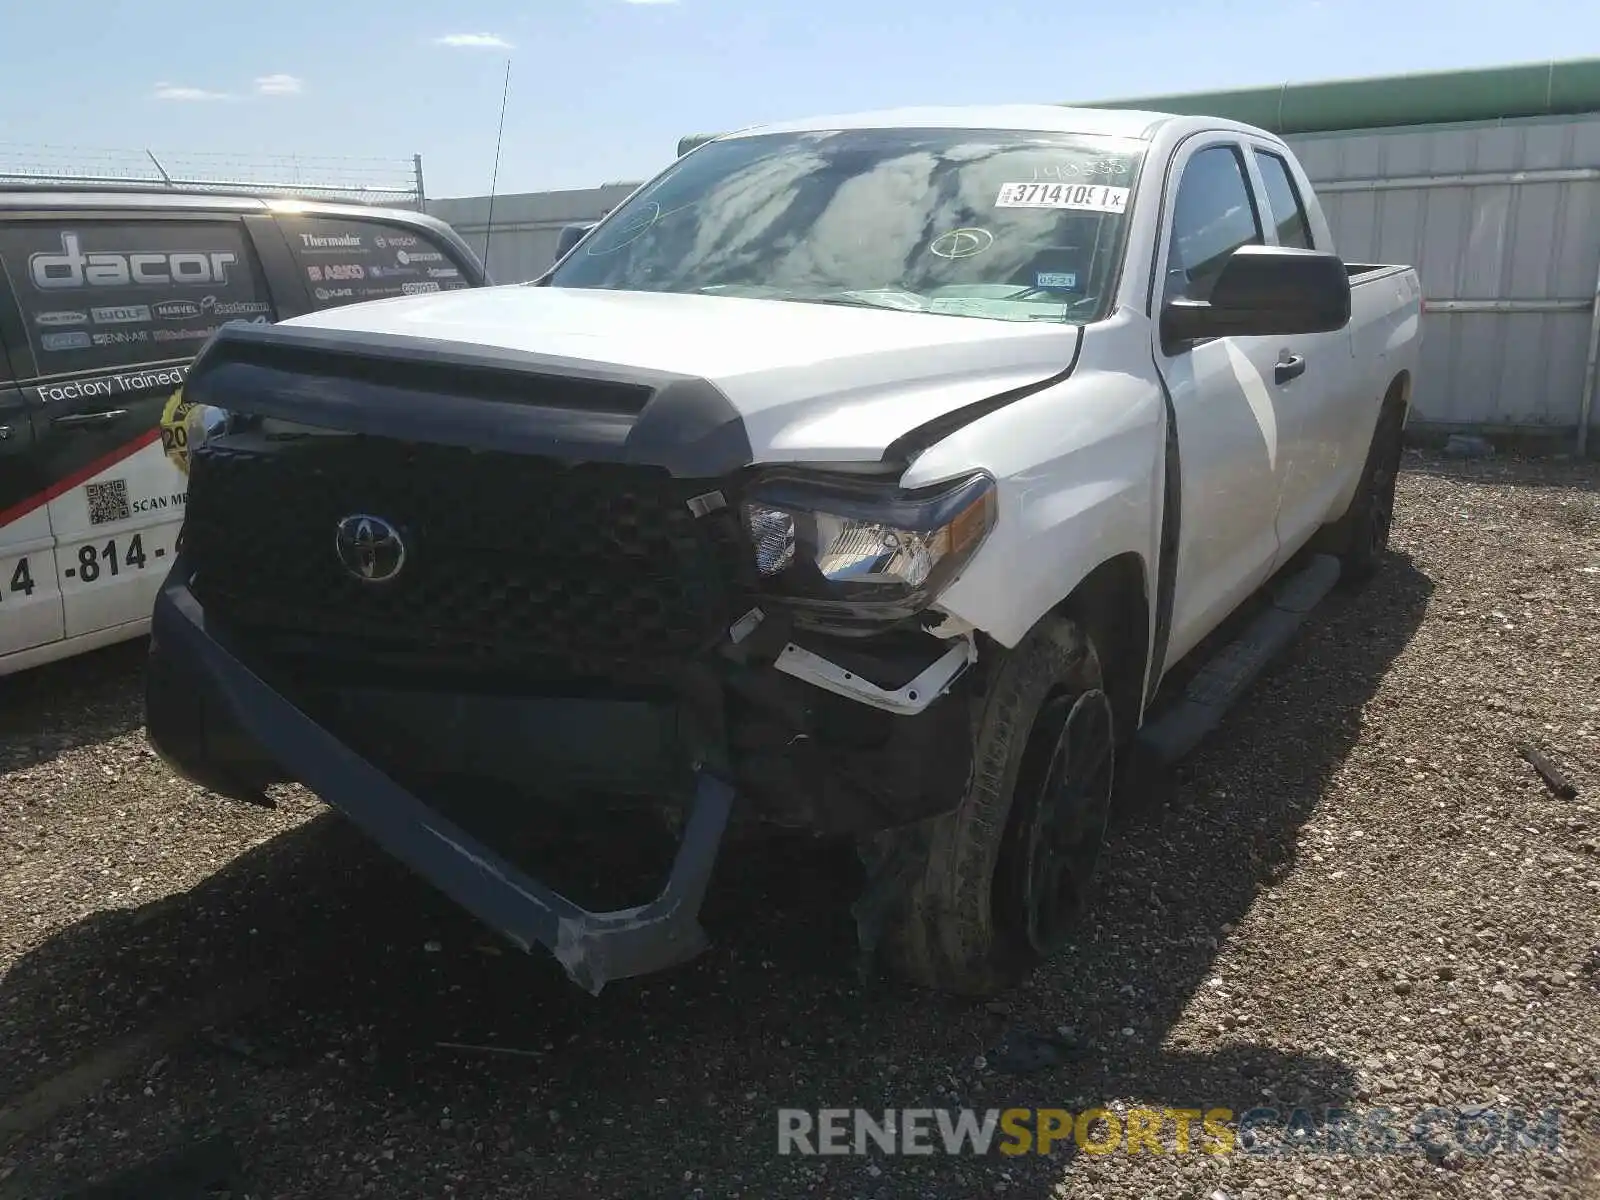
[712,104,1176,144]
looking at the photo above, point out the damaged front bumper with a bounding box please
[148,572,734,995]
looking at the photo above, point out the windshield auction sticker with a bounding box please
[994,183,1130,213]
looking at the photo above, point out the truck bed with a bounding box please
[1345,261,1424,426]
[1346,262,1412,283]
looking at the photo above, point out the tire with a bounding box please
[858,616,1116,996]
[1326,399,1405,585]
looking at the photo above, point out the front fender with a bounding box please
[904,316,1166,649]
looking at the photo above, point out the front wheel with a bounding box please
[859,616,1116,996]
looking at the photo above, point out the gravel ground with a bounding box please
[2,451,1599,1199]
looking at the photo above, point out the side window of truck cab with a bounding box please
[1162,144,1265,305]
[1251,150,1316,250]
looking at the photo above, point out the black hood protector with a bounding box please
[185,322,754,478]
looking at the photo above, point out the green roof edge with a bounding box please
[677,56,1600,156]
[1070,56,1600,135]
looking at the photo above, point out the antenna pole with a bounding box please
[145,149,173,187]
[482,58,512,274]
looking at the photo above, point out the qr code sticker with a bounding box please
[86,478,131,526]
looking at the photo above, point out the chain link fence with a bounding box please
[0,144,426,208]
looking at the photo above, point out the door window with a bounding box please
[274,215,472,310]
[0,219,274,376]
[1162,145,1264,305]
[1253,150,1315,250]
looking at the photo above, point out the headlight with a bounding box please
[742,470,997,632]
[184,403,229,457]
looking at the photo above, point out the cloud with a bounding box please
[255,73,303,96]
[152,77,300,101]
[152,83,234,101]
[433,32,514,48]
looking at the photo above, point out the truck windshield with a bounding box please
[546,127,1147,324]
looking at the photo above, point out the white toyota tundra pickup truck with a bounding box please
[145,105,1422,995]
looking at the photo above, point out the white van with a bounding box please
[0,189,486,676]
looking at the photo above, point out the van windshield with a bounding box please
[546,127,1147,324]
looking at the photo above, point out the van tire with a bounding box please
[857,616,1115,996]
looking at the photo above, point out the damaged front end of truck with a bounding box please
[145,322,1002,994]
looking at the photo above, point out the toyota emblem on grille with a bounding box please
[334,514,407,583]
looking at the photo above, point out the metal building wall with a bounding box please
[1286,113,1600,444]
[426,182,641,283]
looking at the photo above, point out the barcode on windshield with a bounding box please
[994,183,1130,213]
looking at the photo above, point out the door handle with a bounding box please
[1274,355,1307,385]
[52,409,130,429]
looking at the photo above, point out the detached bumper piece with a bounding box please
[149,575,733,996]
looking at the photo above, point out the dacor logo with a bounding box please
[427,267,460,279]
[91,304,152,325]
[29,232,237,290]
[401,281,440,295]
[334,514,407,583]
[299,232,363,249]
[153,300,202,320]
[34,310,88,327]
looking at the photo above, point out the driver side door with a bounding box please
[1152,137,1292,668]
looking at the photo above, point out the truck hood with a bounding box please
[280,284,1080,465]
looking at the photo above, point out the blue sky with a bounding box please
[3,0,1597,200]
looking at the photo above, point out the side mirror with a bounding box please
[555,222,597,261]
[1161,244,1351,347]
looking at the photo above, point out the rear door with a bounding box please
[0,279,64,658]
[0,211,276,639]
[1241,140,1357,560]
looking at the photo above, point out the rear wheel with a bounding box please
[859,616,1116,995]
[1327,398,1405,584]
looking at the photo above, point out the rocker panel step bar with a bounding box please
[1138,553,1343,765]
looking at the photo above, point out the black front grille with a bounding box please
[185,433,750,679]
